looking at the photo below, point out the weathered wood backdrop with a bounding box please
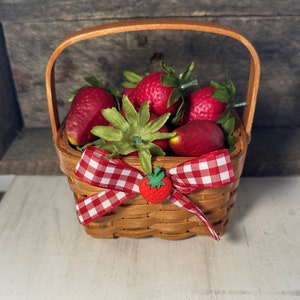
[0,1,299,175]
[1,0,299,128]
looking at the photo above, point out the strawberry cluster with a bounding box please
[66,61,244,174]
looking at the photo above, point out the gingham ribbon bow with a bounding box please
[74,146,235,241]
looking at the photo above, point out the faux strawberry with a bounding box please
[139,166,172,204]
[168,119,224,157]
[183,80,245,152]
[66,84,117,146]
[131,61,197,125]
[91,96,176,174]
[183,86,226,122]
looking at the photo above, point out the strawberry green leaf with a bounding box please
[168,88,181,106]
[101,144,119,157]
[138,149,152,174]
[148,144,166,156]
[149,132,176,142]
[122,70,144,89]
[84,75,103,87]
[227,135,235,152]
[91,126,122,141]
[160,61,176,76]
[216,108,231,124]
[137,101,150,126]
[171,100,185,127]
[76,138,106,152]
[161,74,179,87]
[123,70,143,83]
[101,107,129,130]
[122,96,139,125]
[222,116,235,135]
[67,88,83,102]
[146,113,171,132]
[179,61,195,82]
[145,166,166,188]
[111,141,137,155]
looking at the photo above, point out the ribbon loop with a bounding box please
[167,149,235,194]
[75,146,143,193]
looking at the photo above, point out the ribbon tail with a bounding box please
[168,189,220,241]
[76,190,137,225]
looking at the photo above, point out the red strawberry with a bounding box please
[183,80,240,124]
[183,86,227,122]
[139,166,172,204]
[168,119,224,157]
[131,61,197,125]
[134,72,178,115]
[66,86,116,146]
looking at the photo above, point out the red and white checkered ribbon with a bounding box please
[74,146,235,241]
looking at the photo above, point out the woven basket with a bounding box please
[46,19,260,240]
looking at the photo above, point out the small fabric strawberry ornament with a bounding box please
[139,166,172,204]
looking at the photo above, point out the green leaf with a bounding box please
[179,61,195,82]
[161,74,178,87]
[228,79,236,95]
[91,126,122,141]
[160,61,176,75]
[138,149,152,174]
[122,96,138,125]
[101,107,129,130]
[216,108,231,124]
[148,143,166,156]
[227,135,236,152]
[167,88,181,106]
[171,100,185,127]
[137,101,150,126]
[122,82,137,89]
[146,113,170,132]
[77,138,106,151]
[212,89,230,102]
[113,142,137,155]
[123,70,143,83]
[149,132,176,142]
[85,76,103,87]
[222,116,235,135]
[101,144,119,156]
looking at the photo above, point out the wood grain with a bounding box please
[0,8,299,127]
[0,175,299,299]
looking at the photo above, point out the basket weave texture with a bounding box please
[46,19,260,240]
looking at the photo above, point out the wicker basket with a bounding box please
[46,19,260,240]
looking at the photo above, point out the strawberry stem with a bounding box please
[180,79,198,90]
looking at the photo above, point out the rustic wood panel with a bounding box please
[0,0,299,22]
[0,23,23,159]
[1,15,299,128]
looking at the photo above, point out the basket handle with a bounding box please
[46,19,260,142]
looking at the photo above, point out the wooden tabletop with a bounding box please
[0,176,299,299]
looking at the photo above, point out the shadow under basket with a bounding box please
[46,19,260,240]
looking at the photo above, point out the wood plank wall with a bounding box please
[0,1,299,128]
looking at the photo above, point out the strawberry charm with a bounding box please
[139,166,172,204]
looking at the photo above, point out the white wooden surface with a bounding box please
[0,176,299,300]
